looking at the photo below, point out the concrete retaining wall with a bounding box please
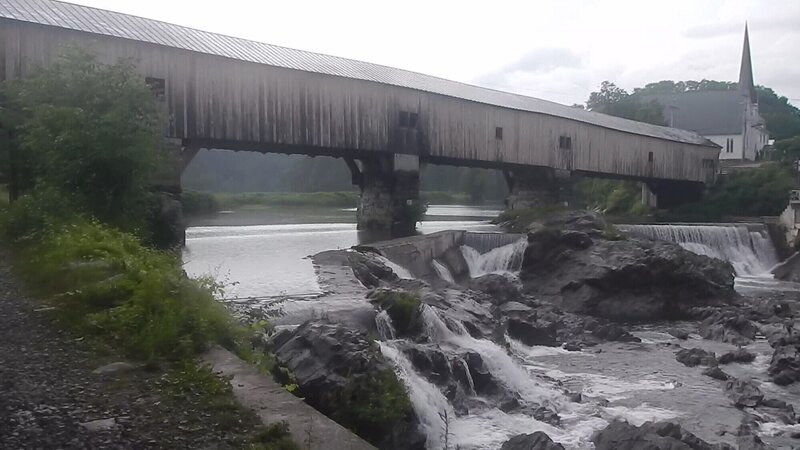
[360,230,466,279]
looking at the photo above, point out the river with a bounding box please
[183,210,800,449]
[183,204,501,299]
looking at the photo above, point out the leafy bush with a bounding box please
[492,204,567,232]
[665,162,795,221]
[330,369,414,446]
[13,219,243,360]
[1,49,163,233]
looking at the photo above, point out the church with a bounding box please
[642,26,769,161]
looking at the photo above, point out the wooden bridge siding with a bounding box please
[0,21,719,183]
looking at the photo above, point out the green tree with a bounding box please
[586,81,665,126]
[1,49,163,232]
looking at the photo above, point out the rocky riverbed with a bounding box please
[242,210,800,449]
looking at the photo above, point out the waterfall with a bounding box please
[619,224,779,276]
[380,341,454,448]
[374,254,415,279]
[375,310,397,340]
[460,238,527,278]
[432,259,455,283]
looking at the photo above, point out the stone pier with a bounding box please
[347,154,421,234]
[503,167,572,210]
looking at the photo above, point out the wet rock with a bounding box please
[507,318,557,347]
[463,351,498,395]
[675,348,717,367]
[562,342,581,352]
[668,329,690,340]
[718,349,756,365]
[467,273,522,304]
[80,418,120,432]
[724,379,763,408]
[592,420,734,450]
[273,320,425,450]
[521,212,735,322]
[698,312,757,345]
[568,392,583,403]
[92,362,137,376]
[768,344,800,385]
[500,431,565,450]
[736,435,769,450]
[592,324,641,343]
[702,366,731,381]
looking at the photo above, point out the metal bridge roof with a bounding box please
[0,0,718,148]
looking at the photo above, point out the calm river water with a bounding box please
[182,204,501,299]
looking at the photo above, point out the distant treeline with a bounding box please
[181,150,508,201]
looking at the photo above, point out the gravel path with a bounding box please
[0,252,260,449]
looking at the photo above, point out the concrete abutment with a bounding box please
[347,154,421,235]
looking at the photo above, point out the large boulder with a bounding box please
[724,379,763,408]
[507,318,558,347]
[768,345,800,385]
[500,431,565,450]
[521,212,736,322]
[592,420,734,450]
[467,273,523,304]
[698,311,757,345]
[675,348,717,367]
[272,321,425,450]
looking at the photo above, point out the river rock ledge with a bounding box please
[519,210,737,322]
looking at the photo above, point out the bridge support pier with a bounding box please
[149,138,192,249]
[503,167,572,210]
[347,154,421,235]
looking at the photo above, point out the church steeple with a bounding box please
[738,23,757,103]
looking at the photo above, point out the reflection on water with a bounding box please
[182,205,500,298]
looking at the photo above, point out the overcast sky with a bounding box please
[70,0,800,107]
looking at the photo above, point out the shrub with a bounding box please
[14,219,243,360]
[330,369,414,446]
[181,190,220,215]
[1,49,164,233]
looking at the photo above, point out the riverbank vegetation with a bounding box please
[181,189,492,215]
[0,51,300,448]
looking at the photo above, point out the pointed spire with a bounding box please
[738,23,756,102]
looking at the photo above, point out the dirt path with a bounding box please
[0,253,261,449]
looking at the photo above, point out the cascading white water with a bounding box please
[380,341,455,448]
[374,254,415,279]
[619,224,779,276]
[375,309,397,340]
[432,259,456,283]
[460,238,527,278]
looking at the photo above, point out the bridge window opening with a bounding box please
[399,111,418,128]
[495,127,503,140]
[145,77,165,100]
[726,138,734,153]
[558,135,572,150]
[648,151,654,162]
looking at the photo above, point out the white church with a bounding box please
[644,26,769,161]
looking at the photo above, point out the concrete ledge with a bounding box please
[203,346,375,450]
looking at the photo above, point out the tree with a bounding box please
[1,49,164,232]
[586,81,665,126]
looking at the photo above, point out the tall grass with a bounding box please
[4,191,244,361]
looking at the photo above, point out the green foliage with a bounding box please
[1,49,164,233]
[330,369,413,447]
[215,191,359,209]
[181,190,221,215]
[247,422,301,450]
[1,186,83,242]
[773,136,800,162]
[369,290,421,336]
[11,218,244,361]
[665,162,796,221]
[575,178,649,216]
[493,204,566,232]
[586,81,666,126]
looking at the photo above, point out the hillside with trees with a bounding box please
[581,79,800,218]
